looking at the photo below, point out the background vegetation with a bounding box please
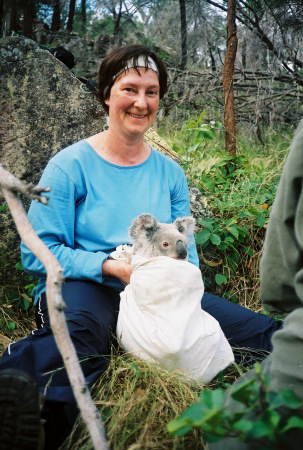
[1,0,302,448]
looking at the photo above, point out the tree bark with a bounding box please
[222,0,238,156]
[179,0,187,70]
[113,0,123,46]
[9,0,19,34]
[0,164,109,450]
[51,0,61,32]
[22,0,36,39]
[81,0,86,29]
[67,0,76,32]
[0,0,4,37]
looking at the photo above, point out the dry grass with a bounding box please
[61,350,209,449]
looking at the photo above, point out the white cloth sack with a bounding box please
[116,253,234,383]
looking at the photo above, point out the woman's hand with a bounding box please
[102,258,133,285]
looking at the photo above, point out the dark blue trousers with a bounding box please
[0,280,282,449]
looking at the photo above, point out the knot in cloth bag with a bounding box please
[116,254,234,383]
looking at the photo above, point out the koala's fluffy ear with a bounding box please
[129,213,159,239]
[173,216,195,235]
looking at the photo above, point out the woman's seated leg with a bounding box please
[202,291,283,365]
[0,280,120,449]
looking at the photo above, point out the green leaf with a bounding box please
[25,283,36,296]
[225,217,236,227]
[280,389,303,409]
[167,417,192,436]
[199,389,225,409]
[228,226,239,239]
[262,409,280,430]
[196,229,211,245]
[246,207,260,216]
[282,416,303,433]
[230,378,257,405]
[243,246,254,257]
[8,321,16,331]
[249,420,274,440]
[15,261,23,270]
[203,432,225,443]
[239,211,254,219]
[233,419,253,433]
[257,213,266,228]
[211,234,221,245]
[167,402,207,436]
[19,297,30,311]
[215,274,227,285]
[198,219,214,231]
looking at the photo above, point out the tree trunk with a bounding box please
[113,0,123,46]
[81,0,86,30]
[9,0,19,34]
[66,0,76,32]
[51,0,61,32]
[0,0,4,37]
[22,0,36,39]
[179,0,187,70]
[241,36,246,69]
[222,0,238,155]
[207,39,216,72]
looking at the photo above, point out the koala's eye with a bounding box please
[162,241,169,247]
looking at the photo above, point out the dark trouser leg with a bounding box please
[202,291,283,364]
[0,280,120,449]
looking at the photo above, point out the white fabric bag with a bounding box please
[116,253,234,383]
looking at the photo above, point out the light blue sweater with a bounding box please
[21,140,199,304]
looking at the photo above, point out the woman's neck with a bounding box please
[87,129,151,166]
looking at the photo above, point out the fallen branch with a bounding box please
[0,163,109,450]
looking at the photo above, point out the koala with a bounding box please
[129,213,195,260]
[117,213,234,382]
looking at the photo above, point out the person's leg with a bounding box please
[202,291,283,364]
[0,280,120,449]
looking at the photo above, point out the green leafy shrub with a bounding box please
[162,111,291,300]
[167,364,303,447]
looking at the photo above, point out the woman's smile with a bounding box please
[127,112,148,119]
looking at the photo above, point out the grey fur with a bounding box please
[129,213,195,260]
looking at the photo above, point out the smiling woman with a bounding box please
[87,68,160,165]
[0,44,283,450]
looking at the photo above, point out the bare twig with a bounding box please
[0,164,50,204]
[0,164,109,450]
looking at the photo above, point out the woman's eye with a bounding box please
[148,90,158,96]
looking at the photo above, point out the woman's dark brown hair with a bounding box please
[98,44,168,114]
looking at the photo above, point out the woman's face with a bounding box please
[106,67,160,138]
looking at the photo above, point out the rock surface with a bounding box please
[0,36,106,266]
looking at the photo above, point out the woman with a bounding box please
[0,45,282,450]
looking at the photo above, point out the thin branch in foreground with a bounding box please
[0,165,109,450]
[0,164,50,204]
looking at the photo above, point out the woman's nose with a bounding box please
[134,93,147,109]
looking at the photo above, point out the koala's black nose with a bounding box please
[176,240,187,260]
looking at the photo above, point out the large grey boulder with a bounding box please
[0,36,106,268]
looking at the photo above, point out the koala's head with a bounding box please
[129,213,195,260]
